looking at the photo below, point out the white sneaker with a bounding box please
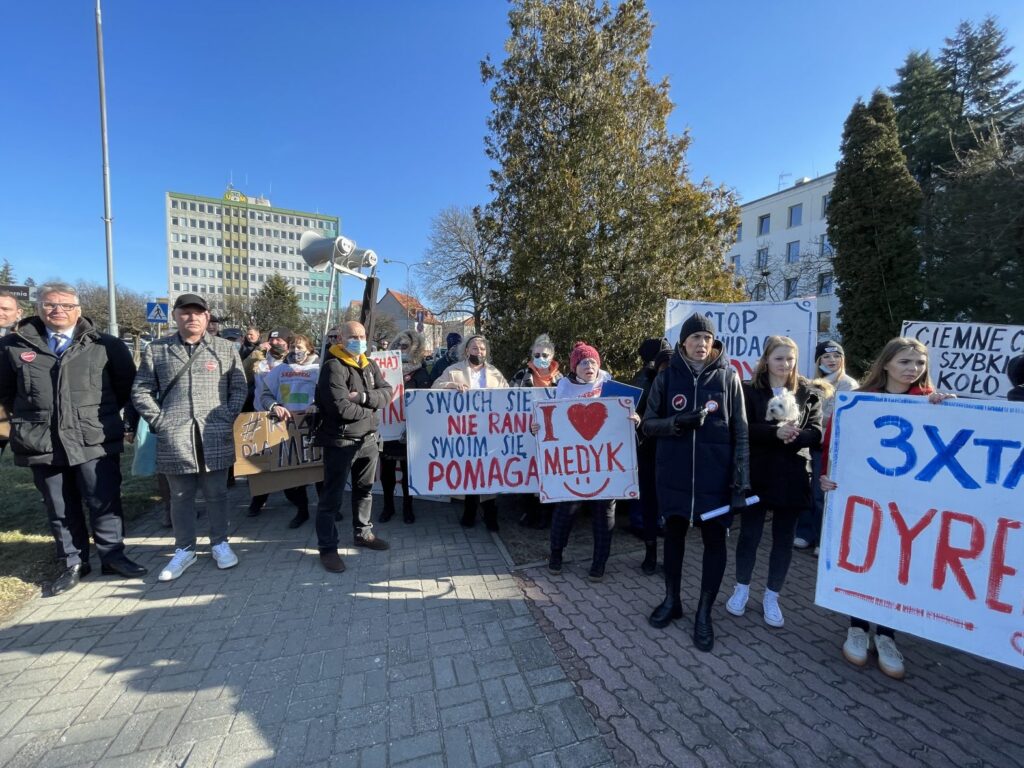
[211,542,238,570]
[874,634,905,679]
[762,589,784,627]
[158,548,197,582]
[725,584,749,616]
[842,627,869,666]
[813,546,820,557]
[793,537,810,550]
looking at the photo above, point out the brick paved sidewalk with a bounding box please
[0,487,612,767]
[519,532,1024,768]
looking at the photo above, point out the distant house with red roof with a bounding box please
[375,289,443,350]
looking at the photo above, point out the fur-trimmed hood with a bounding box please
[391,329,427,365]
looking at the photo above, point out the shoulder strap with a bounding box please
[158,339,207,405]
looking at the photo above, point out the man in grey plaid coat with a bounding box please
[132,294,247,582]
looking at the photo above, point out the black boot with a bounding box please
[403,500,415,524]
[648,570,683,628]
[460,496,478,527]
[548,548,563,574]
[482,499,499,532]
[693,591,716,652]
[380,501,395,523]
[288,507,309,529]
[641,541,657,575]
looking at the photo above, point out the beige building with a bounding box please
[165,187,341,319]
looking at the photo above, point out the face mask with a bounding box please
[346,339,367,356]
[292,349,308,363]
[819,363,835,375]
[270,344,287,360]
[468,354,486,366]
[533,356,551,370]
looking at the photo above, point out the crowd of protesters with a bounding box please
[2,285,1023,682]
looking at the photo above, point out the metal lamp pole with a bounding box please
[95,0,118,336]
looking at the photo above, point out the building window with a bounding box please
[753,284,766,301]
[818,311,831,333]
[731,254,741,270]
[788,204,802,228]
[756,248,769,268]
[821,194,831,217]
[785,277,799,299]
[817,272,834,295]
[819,235,833,258]
[735,223,742,242]
[786,241,800,263]
[757,214,770,236]
[171,200,179,209]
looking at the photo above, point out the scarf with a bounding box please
[528,359,559,387]
[330,344,370,369]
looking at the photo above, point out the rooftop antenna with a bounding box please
[228,170,234,189]
[777,172,792,191]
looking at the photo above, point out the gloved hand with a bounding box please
[730,489,750,512]
[673,408,707,434]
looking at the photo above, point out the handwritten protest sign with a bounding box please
[405,388,558,496]
[817,391,1024,669]
[232,411,323,495]
[665,298,817,379]
[901,320,1024,399]
[258,363,319,411]
[534,397,638,503]
[369,350,405,441]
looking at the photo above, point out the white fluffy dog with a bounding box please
[766,389,800,424]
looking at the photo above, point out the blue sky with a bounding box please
[1,1,1021,303]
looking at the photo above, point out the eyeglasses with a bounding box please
[327,334,339,340]
[42,303,80,312]
[533,352,551,359]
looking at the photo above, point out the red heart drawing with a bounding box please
[567,402,607,441]
[1012,631,1024,656]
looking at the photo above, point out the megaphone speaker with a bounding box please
[299,231,357,271]
[350,248,378,269]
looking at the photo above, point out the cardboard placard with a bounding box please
[232,411,323,494]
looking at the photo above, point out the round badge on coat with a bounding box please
[671,394,687,411]
[205,361,217,372]
[705,400,719,413]
[20,351,36,363]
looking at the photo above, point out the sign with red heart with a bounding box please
[566,402,607,441]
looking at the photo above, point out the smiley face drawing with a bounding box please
[563,475,611,499]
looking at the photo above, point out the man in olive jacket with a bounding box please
[314,320,392,573]
[0,282,146,596]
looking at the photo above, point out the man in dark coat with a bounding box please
[314,320,393,572]
[642,313,749,652]
[0,282,146,595]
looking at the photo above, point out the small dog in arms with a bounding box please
[766,389,800,424]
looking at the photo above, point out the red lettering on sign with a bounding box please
[986,517,1021,614]
[838,495,882,574]
[425,456,538,492]
[488,412,528,434]
[537,403,558,442]
[887,502,937,585]
[932,511,985,600]
[447,414,478,436]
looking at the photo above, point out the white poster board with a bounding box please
[901,320,1024,399]
[258,363,319,411]
[534,397,638,503]
[817,391,1024,669]
[405,388,558,496]
[369,350,405,441]
[665,298,817,379]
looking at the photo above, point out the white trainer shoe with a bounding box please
[874,635,906,679]
[793,537,810,550]
[725,584,749,616]
[762,589,784,627]
[158,548,197,582]
[842,627,870,666]
[211,542,238,570]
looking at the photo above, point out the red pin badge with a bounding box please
[20,351,36,363]
[205,361,217,372]
[705,400,719,413]
[671,394,687,411]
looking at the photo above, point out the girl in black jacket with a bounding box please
[725,336,822,628]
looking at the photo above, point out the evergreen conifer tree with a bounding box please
[251,274,304,336]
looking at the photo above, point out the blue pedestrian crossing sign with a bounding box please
[146,302,169,323]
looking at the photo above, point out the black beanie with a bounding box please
[1008,354,1024,388]
[678,313,715,344]
[638,338,664,364]
[815,340,844,361]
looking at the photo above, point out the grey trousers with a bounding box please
[166,469,229,551]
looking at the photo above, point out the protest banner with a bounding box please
[817,391,1024,669]
[405,387,558,496]
[232,411,323,496]
[554,376,643,407]
[901,320,1024,399]
[664,298,817,379]
[258,363,319,411]
[369,350,405,441]
[534,397,638,503]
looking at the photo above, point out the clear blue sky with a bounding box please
[1,0,1021,303]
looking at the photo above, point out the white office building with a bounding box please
[165,187,341,318]
[725,172,838,339]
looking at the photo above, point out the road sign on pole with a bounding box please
[146,302,169,323]
[0,285,30,301]
[416,309,425,333]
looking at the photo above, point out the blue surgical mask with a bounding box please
[346,339,367,356]
[533,357,551,370]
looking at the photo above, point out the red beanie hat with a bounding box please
[569,341,600,372]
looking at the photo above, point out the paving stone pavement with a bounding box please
[0,488,612,768]
[518,531,1024,768]
[2,487,1022,768]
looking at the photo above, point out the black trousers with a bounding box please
[734,504,800,592]
[251,485,313,513]
[380,456,411,511]
[662,515,727,597]
[31,454,126,568]
[550,500,616,569]
[316,439,378,550]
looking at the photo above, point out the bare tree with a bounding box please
[222,295,256,327]
[413,206,493,332]
[738,236,835,305]
[76,281,151,337]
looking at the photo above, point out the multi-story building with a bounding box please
[165,187,342,319]
[725,172,838,339]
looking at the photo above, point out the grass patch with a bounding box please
[0,449,159,621]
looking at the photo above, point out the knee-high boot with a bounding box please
[693,591,717,652]
[649,534,683,628]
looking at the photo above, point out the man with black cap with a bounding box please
[132,293,247,582]
[428,332,462,385]
[0,281,146,596]
[642,312,750,652]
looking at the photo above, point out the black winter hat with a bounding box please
[815,340,845,361]
[678,313,715,343]
[1008,354,1024,388]
[638,338,669,364]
